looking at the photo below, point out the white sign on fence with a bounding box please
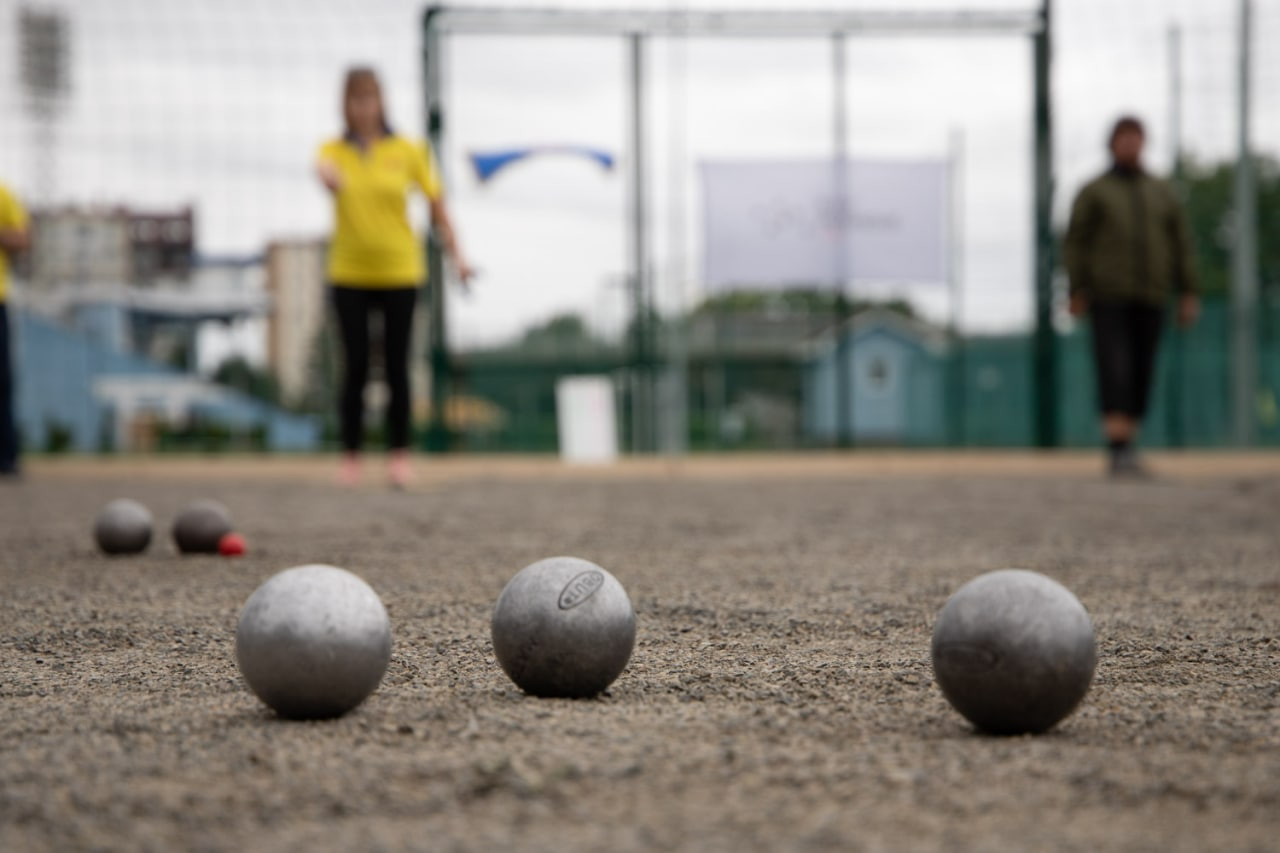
[556,375,619,465]
[701,159,950,290]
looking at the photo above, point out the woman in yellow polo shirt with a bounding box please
[316,67,473,487]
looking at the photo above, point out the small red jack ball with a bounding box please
[218,532,247,557]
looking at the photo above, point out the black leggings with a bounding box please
[0,304,17,472]
[331,285,418,452]
[1089,300,1165,420]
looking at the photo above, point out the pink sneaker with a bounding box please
[389,450,412,490]
[338,453,361,487]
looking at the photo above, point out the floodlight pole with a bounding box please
[1031,0,1057,448]
[423,9,451,452]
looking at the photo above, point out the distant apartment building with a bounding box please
[19,205,195,287]
[129,209,196,282]
[265,239,327,405]
[9,206,317,452]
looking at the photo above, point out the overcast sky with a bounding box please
[1,0,1276,350]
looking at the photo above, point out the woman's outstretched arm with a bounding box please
[428,197,475,286]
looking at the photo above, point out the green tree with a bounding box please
[1180,155,1280,296]
[623,305,666,355]
[517,312,602,351]
[212,356,281,405]
[298,323,339,417]
[693,288,917,320]
[164,339,193,372]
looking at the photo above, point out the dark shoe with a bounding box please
[1109,447,1152,480]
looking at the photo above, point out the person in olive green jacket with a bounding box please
[1065,116,1199,477]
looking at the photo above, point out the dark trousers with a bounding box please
[331,285,418,452]
[0,303,17,473]
[1089,300,1165,420]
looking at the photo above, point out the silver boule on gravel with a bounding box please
[171,499,233,554]
[931,569,1097,735]
[93,498,153,555]
[235,564,392,719]
[492,556,636,698]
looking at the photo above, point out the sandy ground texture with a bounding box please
[2,454,1279,852]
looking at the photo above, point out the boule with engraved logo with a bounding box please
[491,556,636,698]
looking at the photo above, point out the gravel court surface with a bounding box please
[1,457,1278,851]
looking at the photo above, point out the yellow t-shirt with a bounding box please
[316,135,444,287]
[0,183,29,303]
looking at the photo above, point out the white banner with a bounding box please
[701,159,950,290]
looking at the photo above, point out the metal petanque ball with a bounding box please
[932,569,1097,735]
[235,564,392,719]
[491,556,636,698]
[172,499,233,554]
[93,498,153,555]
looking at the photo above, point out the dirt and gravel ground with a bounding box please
[2,454,1278,851]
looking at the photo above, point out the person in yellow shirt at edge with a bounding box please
[0,181,31,479]
[316,67,474,488]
